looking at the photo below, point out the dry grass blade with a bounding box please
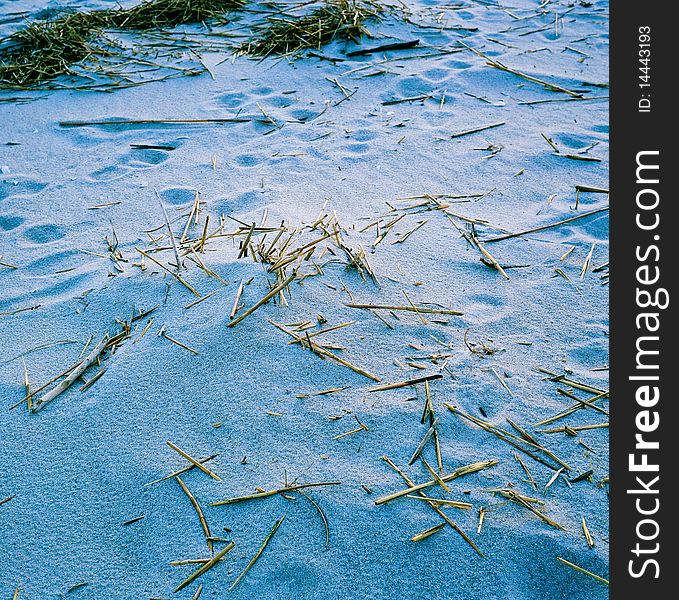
[174,541,235,593]
[483,207,609,243]
[459,41,583,97]
[227,274,296,328]
[410,522,446,542]
[492,488,565,530]
[582,517,594,548]
[210,481,341,506]
[176,476,213,552]
[346,303,463,316]
[136,247,201,297]
[166,441,221,481]
[270,319,381,382]
[375,459,497,505]
[381,456,483,556]
[446,404,571,471]
[144,454,219,486]
[32,334,109,412]
[556,557,608,585]
[369,373,442,392]
[228,515,285,592]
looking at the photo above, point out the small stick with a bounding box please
[468,233,509,279]
[375,460,498,505]
[227,274,296,328]
[171,558,228,566]
[484,207,609,243]
[32,335,109,412]
[556,557,608,585]
[174,542,235,593]
[459,41,582,97]
[229,280,244,320]
[542,423,608,434]
[582,517,594,548]
[421,456,449,492]
[514,453,537,490]
[382,456,483,556]
[176,476,213,552]
[368,373,443,392]
[144,454,219,486]
[185,291,217,310]
[159,329,199,355]
[61,118,250,127]
[155,189,182,271]
[408,418,440,464]
[406,495,471,509]
[450,122,505,139]
[136,248,201,297]
[347,39,420,57]
[334,416,369,440]
[210,481,341,506]
[411,522,446,542]
[166,442,221,481]
[228,515,285,592]
[288,321,356,345]
[346,303,463,316]
[270,320,380,382]
[493,489,564,529]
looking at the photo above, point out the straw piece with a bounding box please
[136,247,201,296]
[210,481,341,506]
[144,454,218,486]
[483,207,609,243]
[556,557,608,585]
[270,320,380,382]
[381,456,483,556]
[375,460,497,505]
[166,442,221,481]
[227,274,296,328]
[174,542,235,593]
[410,522,446,542]
[32,334,109,412]
[368,373,442,392]
[228,515,285,592]
[176,476,213,552]
[346,303,463,316]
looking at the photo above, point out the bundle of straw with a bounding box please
[240,0,381,57]
[0,0,244,87]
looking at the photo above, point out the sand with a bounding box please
[1,0,608,598]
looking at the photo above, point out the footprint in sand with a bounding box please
[215,191,268,215]
[350,129,378,142]
[252,86,274,96]
[159,187,195,206]
[235,154,264,168]
[216,91,248,108]
[88,164,128,183]
[0,178,47,201]
[0,215,24,231]
[345,143,371,155]
[119,148,172,169]
[23,224,65,244]
[25,250,79,276]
